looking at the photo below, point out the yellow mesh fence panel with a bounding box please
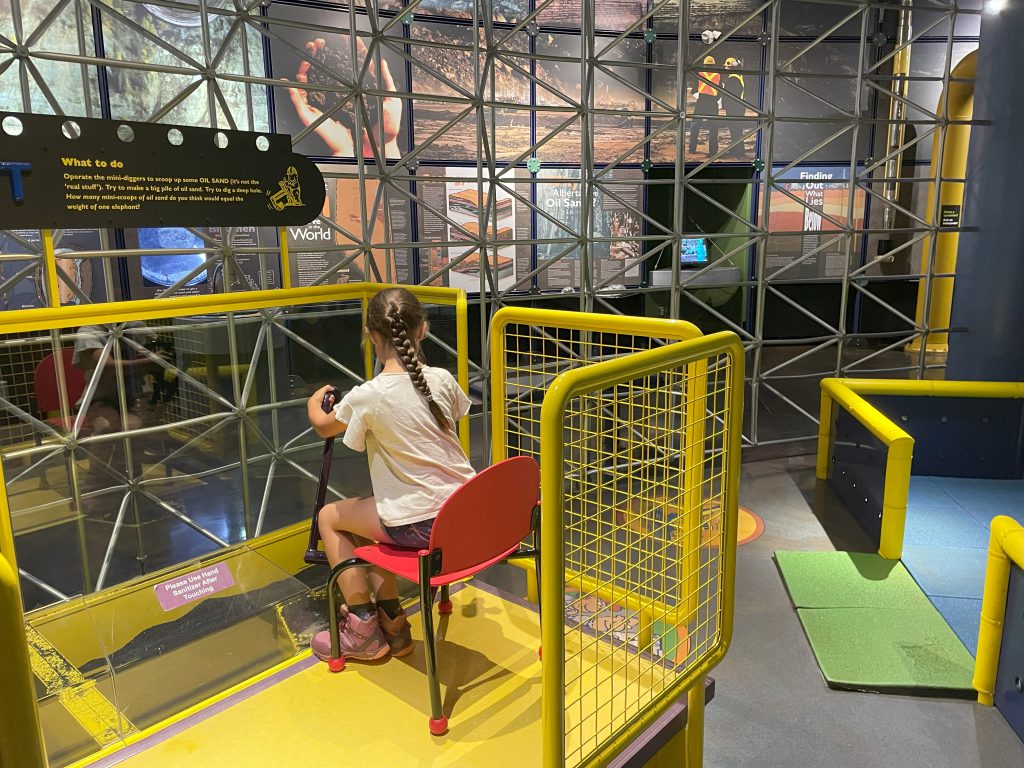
[559,352,734,765]
[490,308,741,768]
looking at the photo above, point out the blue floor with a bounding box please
[902,476,1024,655]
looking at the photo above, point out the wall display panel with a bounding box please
[0,0,102,117]
[412,0,528,24]
[649,40,761,163]
[268,3,408,159]
[534,34,647,164]
[0,229,110,309]
[318,174,414,284]
[652,0,764,35]
[408,22,480,161]
[102,0,267,130]
[415,167,530,292]
[593,174,644,286]
[772,42,868,163]
[124,226,276,299]
[777,0,869,37]
[408,24,532,163]
[537,0,646,32]
[480,30,532,163]
[284,176,339,287]
[765,165,865,280]
[533,32,581,163]
[590,36,648,164]
[536,168,643,290]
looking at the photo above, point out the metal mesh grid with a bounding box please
[0,333,53,445]
[559,351,732,765]
[499,322,668,465]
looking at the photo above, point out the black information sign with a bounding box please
[0,113,325,229]
[940,204,962,228]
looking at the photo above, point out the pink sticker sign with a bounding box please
[154,563,235,611]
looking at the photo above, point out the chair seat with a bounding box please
[354,542,522,587]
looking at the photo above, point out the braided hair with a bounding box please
[367,287,452,432]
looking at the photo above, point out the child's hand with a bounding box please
[320,386,340,414]
[308,385,347,439]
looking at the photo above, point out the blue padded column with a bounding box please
[946,3,1024,382]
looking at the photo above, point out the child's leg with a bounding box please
[318,496,391,607]
[349,532,400,603]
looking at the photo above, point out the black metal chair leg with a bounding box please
[419,556,447,735]
[325,558,368,673]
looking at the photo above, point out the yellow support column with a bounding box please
[0,460,48,768]
[908,51,977,353]
[278,226,292,289]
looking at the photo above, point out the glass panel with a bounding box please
[29,546,318,766]
[1,296,467,610]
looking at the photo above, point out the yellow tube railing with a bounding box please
[974,516,1024,706]
[909,50,977,353]
[817,378,915,559]
[818,378,1024,560]
[489,306,702,465]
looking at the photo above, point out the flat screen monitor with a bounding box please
[681,237,709,267]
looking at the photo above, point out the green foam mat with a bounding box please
[776,550,977,696]
[775,550,927,609]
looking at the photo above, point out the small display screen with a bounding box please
[681,238,709,266]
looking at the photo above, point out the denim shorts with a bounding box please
[384,517,434,549]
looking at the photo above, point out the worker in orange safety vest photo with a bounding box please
[688,55,721,157]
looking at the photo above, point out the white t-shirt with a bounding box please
[334,366,475,528]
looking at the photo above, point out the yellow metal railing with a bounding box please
[817,378,1024,560]
[488,305,741,768]
[974,516,1024,706]
[0,280,470,765]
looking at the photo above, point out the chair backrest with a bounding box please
[428,456,540,577]
[33,348,86,414]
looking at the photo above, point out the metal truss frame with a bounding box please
[0,0,980,602]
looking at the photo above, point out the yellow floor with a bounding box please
[80,583,686,767]
[95,585,546,767]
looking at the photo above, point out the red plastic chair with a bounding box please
[325,455,541,736]
[33,348,86,432]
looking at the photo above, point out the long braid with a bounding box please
[386,302,452,433]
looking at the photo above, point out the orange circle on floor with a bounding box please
[699,501,764,548]
[737,506,764,545]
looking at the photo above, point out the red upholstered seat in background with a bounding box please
[33,348,85,432]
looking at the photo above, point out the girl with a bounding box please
[306,287,474,662]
